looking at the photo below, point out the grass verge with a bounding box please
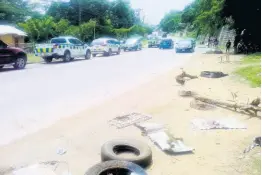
[27,53,42,63]
[235,53,261,87]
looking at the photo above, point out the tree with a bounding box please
[159,11,182,33]
[0,0,29,22]
[19,16,55,42]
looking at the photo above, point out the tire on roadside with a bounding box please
[116,48,121,55]
[200,71,228,78]
[101,139,152,168]
[13,54,27,69]
[63,50,71,62]
[84,160,147,175]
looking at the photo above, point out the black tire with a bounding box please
[92,54,96,57]
[84,160,147,175]
[63,51,71,62]
[85,50,91,59]
[101,139,152,168]
[44,57,53,63]
[107,49,112,56]
[13,55,27,69]
[200,71,228,78]
[116,48,121,55]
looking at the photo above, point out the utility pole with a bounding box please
[94,22,96,40]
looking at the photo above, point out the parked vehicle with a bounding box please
[175,39,195,53]
[123,38,142,51]
[35,36,91,63]
[0,40,27,69]
[159,39,174,49]
[90,38,121,57]
[148,37,161,48]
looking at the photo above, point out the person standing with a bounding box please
[226,40,231,53]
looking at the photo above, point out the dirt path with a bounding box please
[0,53,260,175]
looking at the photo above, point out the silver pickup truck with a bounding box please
[35,36,91,63]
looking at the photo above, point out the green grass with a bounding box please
[27,53,42,63]
[235,52,261,87]
[241,53,261,64]
[235,65,261,87]
[251,157,261,175]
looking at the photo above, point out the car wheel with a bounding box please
[13,55,27,69]
[92,54,96,57]
[44,57,53,63]
[107,49,112,56]
[85,50,91,59]
[101,139,152,168]
[116,48,121,55]
[63,51,71,62]
[84,160,147,175]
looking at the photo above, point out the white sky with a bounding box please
[130,0,193,24]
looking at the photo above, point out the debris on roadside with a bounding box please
[200,71,228,78]
[191,118,246,130]
[109,112,152,129]
[135,122,194,154]
[190,100,216,110]
[194,96,261,116]
[10,161,71,175]
[243,136,261,154]
[56,148,67,155]
[175,68,198,86]
[178,90,197,97]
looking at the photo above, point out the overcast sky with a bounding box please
[130,0,193,25]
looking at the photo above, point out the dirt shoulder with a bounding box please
[0,53,260,175]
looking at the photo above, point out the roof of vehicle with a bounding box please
[93,37,118,41]
[51,36,79,40]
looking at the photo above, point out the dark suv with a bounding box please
[0,40,27,69]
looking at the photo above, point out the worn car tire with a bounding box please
[200,71,228,78]
[44,57,53,63]
[63,51,71,62]
[85,50,91,59]
[101,139,152,168]
[84,160,147,175]
[13,55,27,69]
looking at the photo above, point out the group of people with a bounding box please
[207,37,219,48]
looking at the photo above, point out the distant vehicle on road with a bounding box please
[159,39,174,49]
[175,39,195,53]
[123,38,142,51]
[0,40,27,69]
[148,36,161,48]
[35,36,91,63]
[90,38,121,57]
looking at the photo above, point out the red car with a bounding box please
[0,40,27,69]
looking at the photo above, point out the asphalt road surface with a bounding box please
[0,48,194,145]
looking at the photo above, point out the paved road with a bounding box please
[0,48,193,145]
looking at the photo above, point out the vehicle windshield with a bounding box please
[50,38,67,44]
[126,39,137,44]
[91,39,106,45]
[178,40,191,44]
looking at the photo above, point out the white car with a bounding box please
[90,38,121,57]
[35,36,91,63]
